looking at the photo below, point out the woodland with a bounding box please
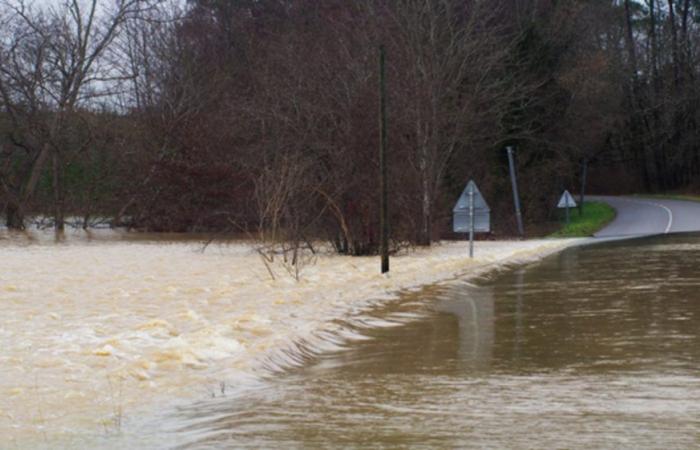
[0,0,699,254]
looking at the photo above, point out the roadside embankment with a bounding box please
[549,201,616,238]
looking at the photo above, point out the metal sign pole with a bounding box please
[469,183,475,258]
[453,180,490,250]
[507,146,524,237]
[557,190,577,221]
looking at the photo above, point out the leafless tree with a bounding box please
[384,0,542,243]
[0,0,155,229]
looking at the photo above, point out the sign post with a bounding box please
[468,183,475,257]
[557,190,578,225]
[507,146,524,237]
[453,180,490,258]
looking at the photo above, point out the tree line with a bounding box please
[1,0,699,254]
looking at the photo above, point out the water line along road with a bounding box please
[592,195,700,237]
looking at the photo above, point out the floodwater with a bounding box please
[0,228,572,448]
[176,233,700,449]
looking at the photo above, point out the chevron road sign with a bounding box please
[453,180,490,258]
[557,190,577,208]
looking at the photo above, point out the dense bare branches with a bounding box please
[0,0,159,229]
[1,0,700,247]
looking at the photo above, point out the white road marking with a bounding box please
[657,203,673,233]
[616,197,673,234]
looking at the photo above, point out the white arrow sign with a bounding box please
[557,190,577,209]
[452,180,491,258]
[453,180,490,213]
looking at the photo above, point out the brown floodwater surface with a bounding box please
[0,228,573,448]
[177,234,700,449]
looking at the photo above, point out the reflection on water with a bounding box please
[434,284,494,369]
[179,234,700,449]
[1,227,575,447]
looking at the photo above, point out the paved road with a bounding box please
[591,196,700,238]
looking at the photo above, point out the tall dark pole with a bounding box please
[379,45,389,274]
[579,157,588,215]
[507,146,525,237]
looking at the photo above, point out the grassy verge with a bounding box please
[549,201,616,238]
[634,193,700,203]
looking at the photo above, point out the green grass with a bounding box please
[549,201,616,238]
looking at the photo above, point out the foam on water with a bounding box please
[0,229,580,447]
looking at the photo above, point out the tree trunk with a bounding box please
[5,201,25,230]
[21,142,51,207]
[623,0,639,83]
[2,142,52,230]
[418,145,432,246]
[644,143,660,191]
[648,0,660,91]
[667,0,680,87]
[52,150,65,231]
[680,0,691,77]
[421,183,431,246]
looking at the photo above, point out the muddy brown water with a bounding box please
[175,234,700,449]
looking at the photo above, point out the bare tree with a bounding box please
[0,0,153,229]
[385,0,526,244]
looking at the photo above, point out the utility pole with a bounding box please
[507,146,525,237]
[579,157,588,215]
[379,45,389,274]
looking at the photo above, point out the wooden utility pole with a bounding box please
[379,45,389,274]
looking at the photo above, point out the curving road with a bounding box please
[591,196,700,238]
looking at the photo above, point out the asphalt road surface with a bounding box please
[591,196,700,238]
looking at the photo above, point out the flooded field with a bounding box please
[177,233,700,449]
[0,229,573,448]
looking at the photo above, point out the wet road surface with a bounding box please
[592,196,700,237]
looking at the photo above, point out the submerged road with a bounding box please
[592,196,700,237]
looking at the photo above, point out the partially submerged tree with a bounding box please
[0,0,153,229]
